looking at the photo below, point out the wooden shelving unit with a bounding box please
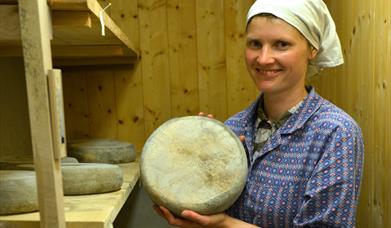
[0,0,140,227]
[0,0,139,66]
[0,163,140,228]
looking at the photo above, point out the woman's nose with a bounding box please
[256,47,275,65]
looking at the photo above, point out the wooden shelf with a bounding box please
[0,162,140,228]
[0,0,138,66]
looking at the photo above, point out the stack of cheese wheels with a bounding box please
[62,163,123,195]
[0,170,38,215]
[140,116,248,216]
[68,138,136,164]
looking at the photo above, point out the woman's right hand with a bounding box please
[198,112,246,143]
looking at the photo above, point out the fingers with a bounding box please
[153,204,163,217]
[239,135,246,142]
[181,210,209,226]
[198,112,214,119]
[156,206,195,227]
[158,206,176,221]
[181,210,228,227]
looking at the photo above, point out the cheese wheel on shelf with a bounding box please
[62,163,123,195]
[0,170,38,215]
[68,138,136,164]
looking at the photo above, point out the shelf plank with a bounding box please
[50,0,139,57]
[0,0,17,4]
[48,0,90,11]
[0,162,140,228]
[0,0,138,65]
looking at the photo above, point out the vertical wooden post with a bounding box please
[18,0,65,227]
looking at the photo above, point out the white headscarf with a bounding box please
[247,0,344,75]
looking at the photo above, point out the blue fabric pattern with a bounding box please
[225,87,364,228]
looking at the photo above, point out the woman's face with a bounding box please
[245,16,316,95]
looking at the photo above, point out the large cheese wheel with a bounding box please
[140,116,248,216]
[0,170,38,215]
[68,139,136,164]
[62,163,123,195]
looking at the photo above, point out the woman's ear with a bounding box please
[309,46,318,60]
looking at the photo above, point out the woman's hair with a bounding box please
[246,13,276,31]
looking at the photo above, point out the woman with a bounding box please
[154,0,364,227]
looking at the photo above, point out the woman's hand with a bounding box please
[153,205,228,228]
[153,205,259,228]
[198,112,214,119]
[198,112,246,143]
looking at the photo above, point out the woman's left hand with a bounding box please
[154,205,228,228]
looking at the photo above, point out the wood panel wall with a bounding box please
[310,1,391,227]
[62,0,257,154]
[62,0,390,227]
[0,57,33,162]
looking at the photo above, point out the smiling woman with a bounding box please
[244,15,316,113]
[154,0,365,228]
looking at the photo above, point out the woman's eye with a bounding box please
[247,40,261,49]
[275,41,290,49]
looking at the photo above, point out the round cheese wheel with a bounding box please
[0,170,38,215]
[68,139,136,164]
[15,157,78,171]
[62,163,123,195]
[140,116,248,216]
[61,156,79,163]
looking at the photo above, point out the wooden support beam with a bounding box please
[18,0,66,227]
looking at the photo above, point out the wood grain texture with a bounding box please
[62,0,256,152]
[224,0,258,117]
[85,70,117,138]
[0,0,138,65]
[18,0,65,227]
[0,5,20,45]
[196,0,227,121]
[109,0,145,154]
[0,57,32,162]
[48,69,67,159]
[167,0,200,117]
[62,70,91,139]
[113,66,145,154]
[138,0,171,136]
[316,1,391,227]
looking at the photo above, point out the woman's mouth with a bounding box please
[255,68,282,77]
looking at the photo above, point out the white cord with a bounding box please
[99,3,112,36]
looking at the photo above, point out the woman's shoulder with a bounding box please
[225,97,259,127]
[311,97,362,135]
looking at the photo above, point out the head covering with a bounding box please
[247,0,343,75]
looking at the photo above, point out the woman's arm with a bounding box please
[293,123,364,227]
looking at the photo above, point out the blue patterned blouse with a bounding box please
[225,87,364,228]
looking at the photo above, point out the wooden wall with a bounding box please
[62,0,257,153]
[62,0,390,227]
[311,1,391,227]
[0,57,33,162]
